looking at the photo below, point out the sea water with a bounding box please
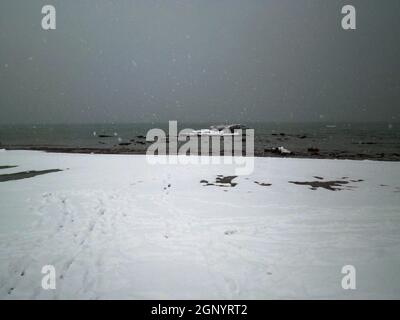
[0,122,399,160]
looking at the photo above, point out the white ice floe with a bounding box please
[0,150,400,299]
[265,146,293,155]
[185,129,239,136]
[184,124,247,136]
[277,146,292,154]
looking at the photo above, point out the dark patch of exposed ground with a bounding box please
[289,180,350,191]
[0,169,62,182]
[3,144,400,161]
[254,181,272,186]
[0,165,17,170]
[201,175,238,187]
[288,176,365,191]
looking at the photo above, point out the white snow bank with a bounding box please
[0,150,400,299]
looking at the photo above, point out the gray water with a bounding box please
[0,122,399,160]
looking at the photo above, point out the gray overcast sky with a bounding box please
[0,0,399,124]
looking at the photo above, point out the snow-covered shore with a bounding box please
[0,150,400,299]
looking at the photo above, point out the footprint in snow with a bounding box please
[224,230,238,236]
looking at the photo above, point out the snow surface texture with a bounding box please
[0,150,400,299]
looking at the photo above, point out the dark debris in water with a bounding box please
[0,169,62,182]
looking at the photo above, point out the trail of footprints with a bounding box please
[1,191,120,298]
[2,173,398,298]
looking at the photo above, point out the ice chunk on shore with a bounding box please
[278,146,292,154]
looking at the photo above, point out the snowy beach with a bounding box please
[0,150,400,299]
